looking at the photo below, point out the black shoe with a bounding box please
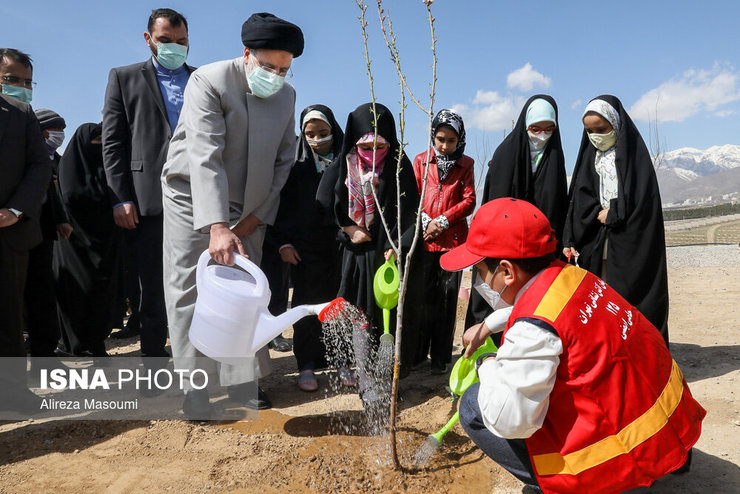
[182,389,218,420]
[228,382,272,410]
[110,324,140,339]
[54,346,75,358]
[521,485,543,494]
[268,335,292,352]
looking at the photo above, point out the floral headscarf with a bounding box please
[583,99,621,132]
[584,99,621,208]
[431,109,466,181]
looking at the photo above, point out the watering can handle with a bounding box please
[196,250,211,290]
[232,252,269,296]
[196,249,269,297]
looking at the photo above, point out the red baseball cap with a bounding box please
[440,198,557,271]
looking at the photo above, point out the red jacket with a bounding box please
[412,149,476,252]
[505,261,705,494]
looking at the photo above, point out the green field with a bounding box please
[665,219,740,246]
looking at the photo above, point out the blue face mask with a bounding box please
[155,42,188,70]
[246,56,285,99]
[2,84,32,103]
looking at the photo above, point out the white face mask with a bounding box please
[527,130,553,151]
[45,130,65,150]
[588,130,617,152]
[473,268,511,311]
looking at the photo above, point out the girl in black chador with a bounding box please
[563,95,669,345]
[334,102,422,400]
[270,105,345,391]
[466,95,568,334]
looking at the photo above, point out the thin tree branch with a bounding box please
[376,1,431,115]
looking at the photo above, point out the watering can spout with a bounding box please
[189,249,350,364]
[249,297,346,354]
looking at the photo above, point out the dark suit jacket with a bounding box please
[102,59,195,216]
[0,95,52,251]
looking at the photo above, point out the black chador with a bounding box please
[54,123,123,355]
[467,95,568,329]
[334,103,422,373]
[563,94,669,344]
[269,105,344,372]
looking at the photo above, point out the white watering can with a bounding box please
[189,250,345,365]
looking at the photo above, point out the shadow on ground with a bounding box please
[671,343,740,381]
[0,419,145,467]
[628,448,740,493]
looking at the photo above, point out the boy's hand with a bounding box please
[463,321,492,359]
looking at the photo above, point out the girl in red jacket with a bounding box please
[412,109,476,373]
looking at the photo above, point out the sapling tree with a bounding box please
[355,0,437,469]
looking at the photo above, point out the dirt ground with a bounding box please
[1,247,739,493]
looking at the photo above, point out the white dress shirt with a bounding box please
[477,273,564,439]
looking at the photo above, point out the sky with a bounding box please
[4,0,740,178]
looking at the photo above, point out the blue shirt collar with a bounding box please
[151,56,188,75]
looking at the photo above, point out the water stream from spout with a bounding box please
[320,301,392,437]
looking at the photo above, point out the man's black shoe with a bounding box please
[227,382,272,410]
[182,389,218,420]
[54,346,75,358]
[267,335,292,352]
[110,324,140,340]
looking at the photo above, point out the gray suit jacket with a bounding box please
[162,57,296,231]
[0,95,52,250]
[102,59,195,216]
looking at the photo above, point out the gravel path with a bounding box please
[667,244,740,268]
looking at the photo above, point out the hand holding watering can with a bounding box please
[414,337,498,465]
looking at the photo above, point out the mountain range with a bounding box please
[655,144,740,207]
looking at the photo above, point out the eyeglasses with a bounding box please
[527,125,556,135]
[253,57,292,78]
[0,75,36,88]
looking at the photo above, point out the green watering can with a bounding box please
[373,254,399,337]
[416,336,498,464]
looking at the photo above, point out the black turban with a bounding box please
[241,12,304,57]
[35,108,66,130]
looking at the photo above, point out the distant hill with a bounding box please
[656,144,740,206]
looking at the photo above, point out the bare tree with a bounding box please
[474,134,493,200]
[648,96,667,169]
[355,0,437,469]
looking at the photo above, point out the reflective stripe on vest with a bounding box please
[532,264,587,322]
[532,359,685,476]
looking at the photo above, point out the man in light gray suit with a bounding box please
[161,12,304,419]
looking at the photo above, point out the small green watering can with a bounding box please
[417,336,498,462]
[449,336,498,396]
[373,254,399,336]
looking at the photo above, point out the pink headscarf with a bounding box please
[346,133,389,228]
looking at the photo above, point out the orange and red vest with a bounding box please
[504,260,705,494]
